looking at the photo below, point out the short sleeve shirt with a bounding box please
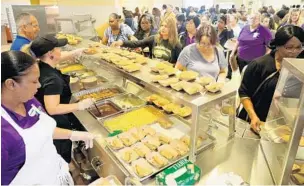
[178,43,228,79]
[238,25,272,61]
[10,35,31,51]
[1,98,44,185]
[35,62,73,129]
[104,24,134,46]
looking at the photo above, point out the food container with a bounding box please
[178,71,199,81]
[132,142,151,158]
[105,136,124,150]
[111,93,146,111]
[88,100,123,120]
[102,106,169,133]
[145,152,169,168]
[205,82,224,93]
[156,159,201,186]
[132,158,155,178]
[158,144,179,160]
[118,147,140,163]
[73,85,125,101]
[118,132,138,147]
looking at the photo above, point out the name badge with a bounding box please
[253,32,259,38]
[28,105,43,117]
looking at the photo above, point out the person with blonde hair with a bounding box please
[111,17,182,64]
[286,9,304,29]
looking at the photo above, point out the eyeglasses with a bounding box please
[284,45,303,52]
[27,23,39,28]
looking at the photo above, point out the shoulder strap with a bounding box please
[252,71,279,99]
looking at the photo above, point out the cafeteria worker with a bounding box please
[26,35,95,164]
[1,51,96,185]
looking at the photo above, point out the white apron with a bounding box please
[1,104,74,185]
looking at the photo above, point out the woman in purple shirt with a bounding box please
[230,12,273,73]
[1,51,96,185]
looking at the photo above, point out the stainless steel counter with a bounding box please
[74,109,274,185]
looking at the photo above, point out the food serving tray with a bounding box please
[102,105,169,133]
[71,76,109,93]
[73,85,125,102]
[110,93,146,111]
[87,100,123,120]
[105,116,215,182]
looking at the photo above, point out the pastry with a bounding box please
[170,139,189,156]
[84,47,98,55]
[117,59,134,67]
[141,126,156,136]
[106,136,124,150]
[176,106,192,117]
[171,81,186,91]
[156,133,172,144]
[123,64,141,73]
[118,132,138,146]
[146,152,168,168]
[157,117,173,129]
[78,88,121,101]
[151,63,168,72]
[180,135,205,147]
[132,142,151,158]
[158,78,179,87]
[142,135,161,150]
[196,76,214,86]
[182,82,203,95]
[179,71,199,81]
[145,94,161,103]
[159,67,178,76]
[162,103,180,113]
[132,159,153,177]
[81,76,98,89]
[135,56,148,64]
[129,127,146,141]
[119,147,139,163]
[205,82,224,93]
[154,98,171,107]
[151,74,169,83]
[158,144,179,160]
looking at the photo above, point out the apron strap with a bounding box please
[1,107,23,134]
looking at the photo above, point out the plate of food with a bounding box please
[145,152,169,169]
[205,82,224,93]
[196,76,214,86]
[179,71,199,81]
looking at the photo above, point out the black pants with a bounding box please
[225,51,232,80]
[237,56,251,74]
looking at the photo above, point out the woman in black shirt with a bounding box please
[238,25,304,133]
[30,35,95,163]
[216,15,234,48]
[111,17,182,64]
[134,14,157,40]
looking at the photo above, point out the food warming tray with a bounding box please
[87,100,123,120]
[105,116,215,182]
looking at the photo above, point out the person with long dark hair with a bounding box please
[238,25,304,133]
[134,14,156,40]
